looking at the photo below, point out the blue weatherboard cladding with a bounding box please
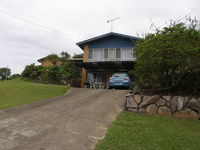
[88,36,135,49]
[76,32,139,50]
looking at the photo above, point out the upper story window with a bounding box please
[89,49,93,59]
[104,48,108,59]
[88,48,135,62]
[116,48,121,59]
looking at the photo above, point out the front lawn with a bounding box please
[95,111,200,150]
[0,78,69,109]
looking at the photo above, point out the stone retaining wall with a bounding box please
[124,94,200,119]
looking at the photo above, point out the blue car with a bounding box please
[109,73,132,89]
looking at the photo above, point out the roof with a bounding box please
[76,32,139,50]
[38,57,83,63]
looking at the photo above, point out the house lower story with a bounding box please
[78,61,134,88]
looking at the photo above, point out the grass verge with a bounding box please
[0,78,69,109]
[95,111,200,150]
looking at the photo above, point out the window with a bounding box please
[108,48,115,59]
[104,49,108,59]
[116,48,121,58]
[121,48,133,60]
[89,49,93,59]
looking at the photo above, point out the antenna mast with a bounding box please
[107,17,120,32]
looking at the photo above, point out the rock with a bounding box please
[170,96,184,111]
[156,98,167,106]
[146,104,158,115]
[166,101,171,107]
[158,106,171,116]
[162,96,171,101]
[177,97,184,111]
[133,95,142,104]
[126,96,138,108]
[128,107,138,113]
[188,98,200,113]
[183,97,189,107]
[140,95,160,108]
[173,109,200,120]
[170,96,179,112]
[138,108,146,113]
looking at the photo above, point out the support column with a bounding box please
[81,68,87,88]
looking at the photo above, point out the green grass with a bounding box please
[0,78,69,109]
[95,111,200,150]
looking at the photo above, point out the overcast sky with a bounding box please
[0,0,199,74]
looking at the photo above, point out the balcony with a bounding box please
[88,48,135,62]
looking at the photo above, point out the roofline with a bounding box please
[38,57,83,63]
[76,32,139,50]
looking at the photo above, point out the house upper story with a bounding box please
[76,32,139,63]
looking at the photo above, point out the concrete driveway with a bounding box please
[0,88,128,150]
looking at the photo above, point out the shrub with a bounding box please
[22,64,46,81]
[21,61,79,85]
[0,67,11,80]
[9,74,21,80]
[133,17,200,96]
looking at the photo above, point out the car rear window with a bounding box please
[112,73,128,77]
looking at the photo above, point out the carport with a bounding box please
[76,61,134,88]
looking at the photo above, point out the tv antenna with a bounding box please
[107,17,120,32]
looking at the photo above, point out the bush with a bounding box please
[133,17,200,96]
[47,66,62,84]
[0,67,11,80]
[9,74,21,80]
[21,62,80,85]
[22,64,46,81]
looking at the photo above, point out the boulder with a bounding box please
[133,95,142,104]
[146,104,158,115]
[177,97,184,111]
[156,98,167,106]
[126,96,138,108]
[173,109,200,120]
[170,96,179,112]
[140,95,160,108]
[188,98,200,113]
[158,106,171,116]
[138,108,146,114]
[162,96,171,102]
[170,96,184,112]
[183,97,189,107]
[166,101,171,107]
[128,108,138,113]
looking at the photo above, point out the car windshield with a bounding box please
[112,73,128,77]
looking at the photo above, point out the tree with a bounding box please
[22,64,46,81]
[45,54,61,65]
[47,66,62,83]
[0,67,11,80]
[133,17,200,95]
[60,51,71,63]
[60,51,71,59]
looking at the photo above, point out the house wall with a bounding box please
[40,60,62,67]
[88,36,135,49]
[83,44,89,62]
[81,44,89,87]
[80,36,136,88]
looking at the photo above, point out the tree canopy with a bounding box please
[134,17,200,95]
[0,67,11,80]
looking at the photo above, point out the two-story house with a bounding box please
[76,32,139,88]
